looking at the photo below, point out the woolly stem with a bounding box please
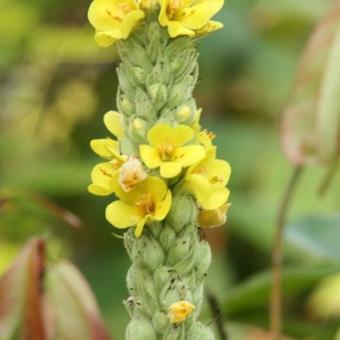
[116,11,214,340]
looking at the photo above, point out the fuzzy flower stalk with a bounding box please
[87,0,230,338]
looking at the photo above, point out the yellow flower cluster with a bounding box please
[88,0,224,46]
[89,109,231,237]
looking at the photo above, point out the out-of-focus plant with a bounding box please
[269,2,340,339]
[282,1,340,167]
[0,238,110,340]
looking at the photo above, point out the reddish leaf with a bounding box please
[0,238,46,339]
[0,239,111,340]
[281,2,340,165]
[45,261,111,340]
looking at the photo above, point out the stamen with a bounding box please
[158,142,176,161]
[136,194,155,214]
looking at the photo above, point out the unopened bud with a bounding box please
[132,117,147,140]
[166,193,197,233]
[119,95,134,116]
[159,225,176,251]
[194,242,212,278]
[126,316,157,340]
[152,311,168,333]
[176,106,192,122]
[167,230,193,265]
[136,234,164,271]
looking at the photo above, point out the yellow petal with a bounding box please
[160,162,182,178]
[90,138,120,158]
[113,176,168,203]
[134,215,148,237]
[119,10,145,38]
[88,0,139,30]
[105,200,142,228]
[104,111,125,139]
[185,174,229,210]
[176,145,206,167]
[180,0,224,30]
[88,184,112,196]
[88,0,144,47]
[208,159,231,185]
[197,20,224,36]
[140,145,162,168]
[139,176,168,202]
[147,124,194,147]
[89,162,118,195]
[94,31,120,47]
[198,203,229,228]
[153,190,172,221]
[167,21,195,38]
[88,0,118,31]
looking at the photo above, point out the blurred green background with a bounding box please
[1,0,340,338]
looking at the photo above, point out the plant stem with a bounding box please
[270,166,303,339]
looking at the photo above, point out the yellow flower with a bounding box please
[184,146,230,210]
[168,300,195,324]
[198,203,230,228]
[88,138,126,195]
[139,123,206,178]
[106,176,172,237]
[88,0,145,47]
[159,0,224,38]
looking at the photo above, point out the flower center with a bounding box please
[119,158,147,192]
[166,0,183,18]
[136,194,155,215]
[106,3,132,22]
[158,142,177,161]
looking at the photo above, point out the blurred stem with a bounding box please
[206,290,228,340]
[270,166,303,339]
[318,154,339,197]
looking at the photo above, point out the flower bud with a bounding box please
[152,311,168,333]
[166,193,197,233]
[159,225,176,251]
[167,230,194,265]
[148,83,161,101]
[153,266,171,289]
[176,106,193,122]
[132,117,147,139]
[138,235,164,271]
[119,95,134,116]
[194,242,212,278]
[126,316,157,340]
[134,67,146,83]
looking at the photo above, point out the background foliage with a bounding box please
[1,0,340,338]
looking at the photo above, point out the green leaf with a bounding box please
[286,214,340,262]
[224,266,340,316]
